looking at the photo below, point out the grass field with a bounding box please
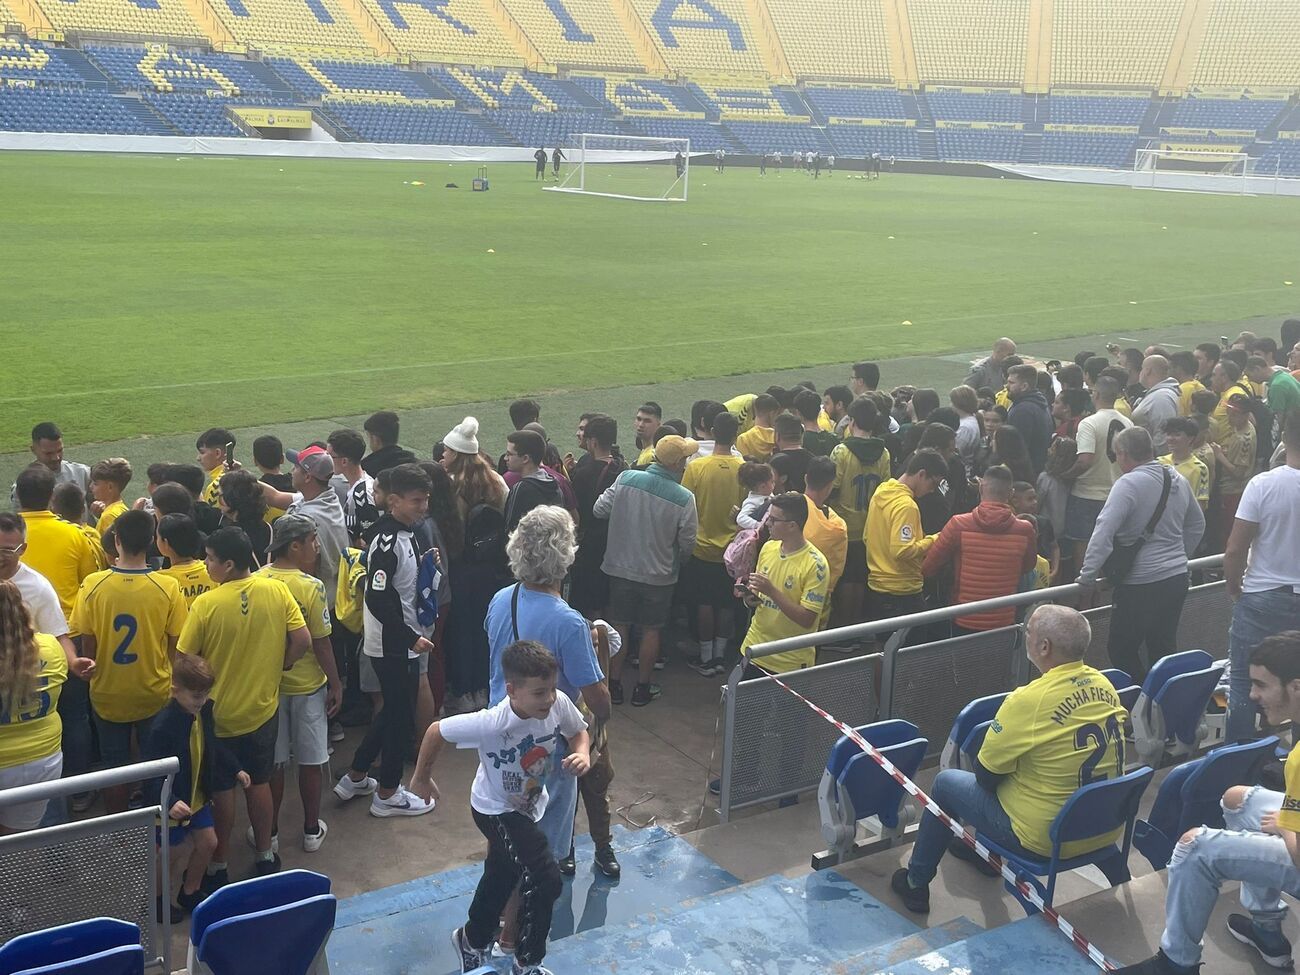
[2,152,1299,453]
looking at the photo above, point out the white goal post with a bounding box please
[545,133,690,202]
[1133,148,1251,195]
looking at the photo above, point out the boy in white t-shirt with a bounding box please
[411,641,590,975]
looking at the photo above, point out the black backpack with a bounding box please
[464,502,507,570]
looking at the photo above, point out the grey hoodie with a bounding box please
[1131,377,1181,455]
[1078,461,1205,586]
[594,463,698,587]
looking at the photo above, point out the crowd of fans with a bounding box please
[1,321,1299,975]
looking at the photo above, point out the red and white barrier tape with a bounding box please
[762,670,1114,972]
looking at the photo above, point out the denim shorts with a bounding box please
[1063,494,1105,542]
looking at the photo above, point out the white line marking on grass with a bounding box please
[1,285,1290,405]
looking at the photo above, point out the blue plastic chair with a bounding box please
[960,719,995,764]
[1100,668,1141,714]
[1131,651,1225,767]
[11,945,143,975]
[189,870,334,975]
[818,719,928,864]
[977,765,1154,915]
[1134,736,1278,870]
[939,693,1008,771]
[0,918,139,975]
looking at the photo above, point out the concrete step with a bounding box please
[327,825,739,974]
[539,869,921,974]
[866,912,1100,975]
[838,915,983,974]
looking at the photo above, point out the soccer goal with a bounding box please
[546,133,690,202]
[1133,148,1251,194]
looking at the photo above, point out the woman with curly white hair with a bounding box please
[484,506,615,939]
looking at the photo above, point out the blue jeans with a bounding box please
[1226,589,1300,742]
[907,769,1034,886]
[57,674,92,779]
[537,743,579,861]
[1162,786,1299,967]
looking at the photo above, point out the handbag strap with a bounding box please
[510,583,522,642]
[1142,467,1173,538]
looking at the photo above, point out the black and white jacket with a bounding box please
[363,514,428,661]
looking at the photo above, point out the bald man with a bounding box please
[965,338,1017,393]
[1132,355,1181,456]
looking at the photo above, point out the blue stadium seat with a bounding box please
[1046,95,1149,126]
[978,765,1154,915]
[1099,668,1141,714]
[939,692,1007,771]
[803,86,909,120]
[818,719,928,865]
[623,117,736,151]
[936,127,1022,162]
[1130,650,1225,767]
[189,871,334,975]
[826,123,919,158]
[1133,736,1277,871]
[1171,96,1288,131]
[1041,131,1137,168]
[927,90,1022,122]
[321,103,502,145]
[0,918,140,975]
[10,946,144,975]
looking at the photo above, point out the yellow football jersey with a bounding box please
[1275,744,1300,834]
[258,565,332,696]
[979,662,1126,858]
[681,454,744,562]
[741,540,830,673]
[724,393,758,433]
[95,500,129,538]
[157,560,216,609]
[201,467,223,507]
[177,576,305,737]
[71,568,187,723]
[0,634,67,768]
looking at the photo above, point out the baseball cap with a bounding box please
[287,445,335,482]
[268,513,315,554]
[653,435,700,467]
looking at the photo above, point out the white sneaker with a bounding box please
[302,820,327,853]
[245,826,279,854]
[333,773,378,801]
[369,786,435,818]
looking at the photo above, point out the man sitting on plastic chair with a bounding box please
[1115,632,1300,974]
[890,605,1126,913]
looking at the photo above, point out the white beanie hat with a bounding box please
[444,416,480,455]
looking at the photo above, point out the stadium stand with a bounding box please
[589,74,708,116]
[1258,134,1300,177]
[207,0,373,54]
[0,84,174,133]
[359,0,522,64]
[34,0,208,43]
[927,89,1022,122]
[803,85,909,121]
[905,0,1029,86]
[724,118,828,153]
[763,0,892,82]
[623,114,733,149]
[825,121,919,157]
[487,107,624,146]
[0,0,19,28]
[1193,0,1300,90]
[143,92,250,135]
[1050,0,1183,89]
[0,37,99,86]
[1040,129,1138,168]
[84,45,286,96]
[1170,93,1289,131]
[935,125,1022,162]
[498,0,641,71]
[1046,93,1150,126]
[630,0,767,77]
[430,65,576,110]
[320,101,498,142]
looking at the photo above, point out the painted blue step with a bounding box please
[839,916,984,974]
[868,913,1100,975]
[328,827,739,975]
[538,870,921,974]
[336,824,674,928]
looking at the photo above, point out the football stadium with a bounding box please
[2,3,1300,975]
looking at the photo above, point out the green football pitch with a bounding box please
[2,152,1298,455]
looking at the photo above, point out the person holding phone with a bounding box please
[195,429,236,507]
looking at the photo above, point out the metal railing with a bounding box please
[717,556,1225,820]
[0,757,177,973]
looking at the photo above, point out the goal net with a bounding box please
[546,133,690,202]
[1133,148,1251,194]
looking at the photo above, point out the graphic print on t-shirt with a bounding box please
[488,728,557,818]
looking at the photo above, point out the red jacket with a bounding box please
[922,501,1037,630]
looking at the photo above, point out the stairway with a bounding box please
[327,824,1001,975]
[116,96,179,135]
[1019,130,1043,164]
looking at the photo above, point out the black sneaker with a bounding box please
[948,836,1000,877]
[155,896,185,925]
[251,853,282,877]
[594,844,620,879]
[1110,950,1201,974]
[1227,913,1293,969]
[708,777,721,796]
[201,867,228,893]
[450,926,488,974]
[558,845,576,877]
[610,679,624,705]
[889,867,930,914]
[176,887,205,914]
[630,682,661,707]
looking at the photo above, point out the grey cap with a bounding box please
[268,513,315,554]
[286,445,335,482]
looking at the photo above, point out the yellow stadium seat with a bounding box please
[208,0,372,54]
[34,0,206,42]
[764,0,891,82]
[359,0,519,63]
[0,0,19,27]
[1193,0,1300,89]
[1051,0,1182,88]
[630,0,766,77]
[498,0,640,70]
[905,0,1028,86]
